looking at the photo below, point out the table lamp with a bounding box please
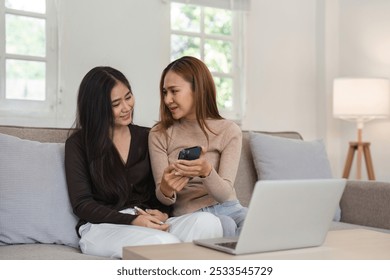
[333,77,390,180]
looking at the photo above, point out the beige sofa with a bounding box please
[1,125,390,260]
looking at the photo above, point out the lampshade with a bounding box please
[333,78,390,122]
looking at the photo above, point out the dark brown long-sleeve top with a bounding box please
[65,124,170,236]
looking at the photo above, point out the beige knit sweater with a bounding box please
[148,118,242,216]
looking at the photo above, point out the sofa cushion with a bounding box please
[249,132,340,221]
[249,132,333,180]
[0,133,79,248]
[234,131,303,207]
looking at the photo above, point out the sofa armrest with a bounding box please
[340,180,390,230]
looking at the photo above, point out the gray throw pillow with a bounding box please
[249,132,333,180]
[249,132,341,221]
[0,133,79,247]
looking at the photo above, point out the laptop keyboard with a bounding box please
[216,241,237,249]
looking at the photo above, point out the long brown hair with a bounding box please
[157,56,223,140]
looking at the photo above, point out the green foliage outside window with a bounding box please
[6,15,46,58]
[4,0,47,101]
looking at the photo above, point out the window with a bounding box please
[0,0,57,115]
[170,0,249,121]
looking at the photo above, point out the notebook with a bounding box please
[194,179,346,255]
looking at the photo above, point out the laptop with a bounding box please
[194,179,346,255]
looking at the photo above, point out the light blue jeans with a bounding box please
[198,200,248,237]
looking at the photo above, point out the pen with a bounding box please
[134,206,148,215]
[134,206,164,225]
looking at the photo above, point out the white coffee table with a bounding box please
[123,229,390,260]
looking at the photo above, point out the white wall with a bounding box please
[242,0,318,141]
[243,0,390,182]
[335,0,390,181]
[56,0,171,128]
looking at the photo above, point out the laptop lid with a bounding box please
[194,179,346,255]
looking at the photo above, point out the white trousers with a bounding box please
[78,209,223,259]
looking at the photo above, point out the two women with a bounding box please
[65,66,222,259]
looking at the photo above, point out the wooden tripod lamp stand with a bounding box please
[333,78,390,180]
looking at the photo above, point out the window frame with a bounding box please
[0,0,58,117]
[169,1,246,121]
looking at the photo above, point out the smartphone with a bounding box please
[178,146,201,160]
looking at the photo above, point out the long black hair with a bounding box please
[75,66,133,209]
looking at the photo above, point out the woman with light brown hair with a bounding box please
[149,56,248,237]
